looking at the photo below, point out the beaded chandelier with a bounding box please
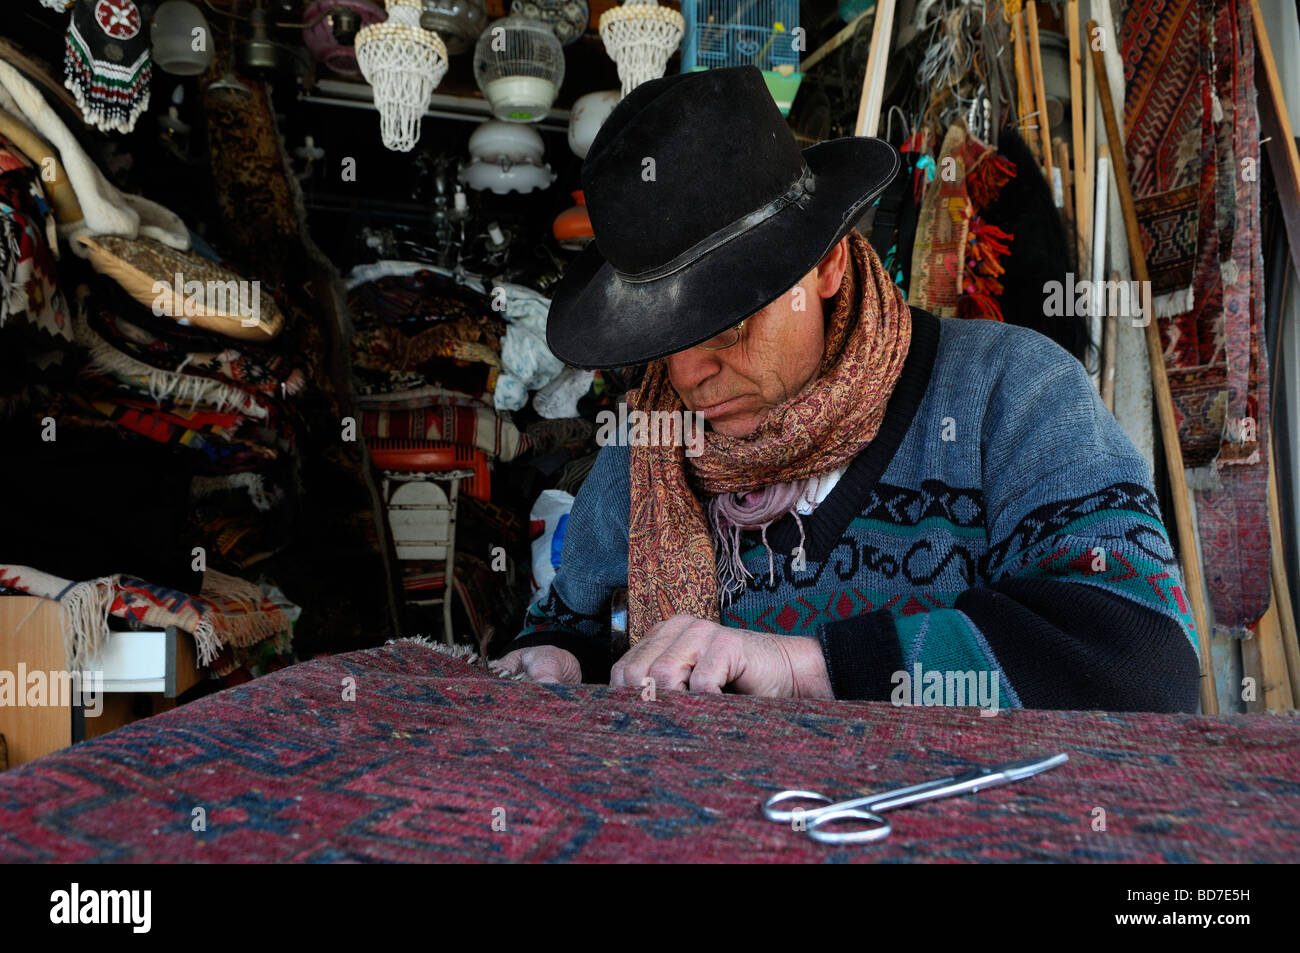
[597,0,683,97]
[355,0,449,151]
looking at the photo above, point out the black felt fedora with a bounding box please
[546,65,901,369]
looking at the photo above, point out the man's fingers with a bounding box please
[522,650,565,684]
[611,615,691,688]
[491,646,582,685]
[491,649,524,677]
[687,641,734,693]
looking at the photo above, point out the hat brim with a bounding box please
[545,136,900,369]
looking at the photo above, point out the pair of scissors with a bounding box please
[763,753,1069,845]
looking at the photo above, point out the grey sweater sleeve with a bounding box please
[504,442,631,682]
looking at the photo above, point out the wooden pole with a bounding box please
[1253,601,1295,711]
[1012,11,1040,162]
[1068,0,1087,265]
[1102,270,1119,412]
[1088,23,1218,713]
[1250,0,1300,282]
[802,8,874,75]
[1058,140,1076,267]
[1081,26,1097,278]
[1268,435,1300,705]
[854,0,896,137]
[1027,2,1055,189]
[1092,144,1110,396]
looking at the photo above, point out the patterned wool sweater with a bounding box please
[510,309,1202,712]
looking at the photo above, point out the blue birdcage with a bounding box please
[679,0,804,114]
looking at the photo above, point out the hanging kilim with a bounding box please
[1190,0,1271,635]
[1123,0,1226,467]
[63,0,152,134]
[908,119,1012,320]
[1122,0,1203,320]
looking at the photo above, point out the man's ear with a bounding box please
[815,236,850,299]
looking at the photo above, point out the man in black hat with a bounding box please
[494,66,1201,713]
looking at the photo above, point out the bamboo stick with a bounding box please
[1027,2,1055,188]
[1087,23,1218,713]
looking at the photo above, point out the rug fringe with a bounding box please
[59,576,115,672]
[1153,288,1194,318]
[386,637,527,680]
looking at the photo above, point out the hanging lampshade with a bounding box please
[150,1,214,77]
[302,0,386,78]
[419,0,488,56]
[472,14,564,123]
[567,88,619,158]
[356,0,449,151]
[598,0,682,97]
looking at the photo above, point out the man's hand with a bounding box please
[492,645,583,685]
[608,615,834,698]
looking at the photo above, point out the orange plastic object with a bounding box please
[553,190,593,249]
[367,438,491,501]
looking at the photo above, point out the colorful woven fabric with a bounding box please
[351,315,504,375]
[1124,0,1228,468]
[1190,0,1271,633]
[85,283,304,402]
[360,404,530,461]
[624,229,912,645]
[907,120,1013,321]
[0,640,1294,862]
[0,564,291,668]
[1123,0,1204,318]
[0,137,71,342]
[346,269,492,327]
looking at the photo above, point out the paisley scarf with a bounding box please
[625,229,913,644]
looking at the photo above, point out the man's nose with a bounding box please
[665,346,723,399]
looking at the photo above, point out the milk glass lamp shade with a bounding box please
[356,0,450,151]
[151,1,215,76]
[567,88,619,157]
[472,15,565,122]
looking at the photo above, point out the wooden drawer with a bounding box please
[0,595,201,768]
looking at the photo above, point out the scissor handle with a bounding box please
[763,790,835,823]
[807,808,892,845]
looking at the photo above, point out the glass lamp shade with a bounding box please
[151,0,216,76]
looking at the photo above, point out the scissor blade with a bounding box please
[991,752,1069,783]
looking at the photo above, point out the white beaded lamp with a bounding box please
[598,0,684,97]
[355,0,449,151]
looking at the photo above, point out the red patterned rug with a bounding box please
[1125,0,1271,632]
[0,641,1295,863]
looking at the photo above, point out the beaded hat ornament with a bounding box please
[598,0,683,97]
[355,0,449,151]
[64,0,153,134]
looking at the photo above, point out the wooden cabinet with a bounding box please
[0,596,201,769]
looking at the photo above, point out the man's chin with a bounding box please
[706,414,760,438]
